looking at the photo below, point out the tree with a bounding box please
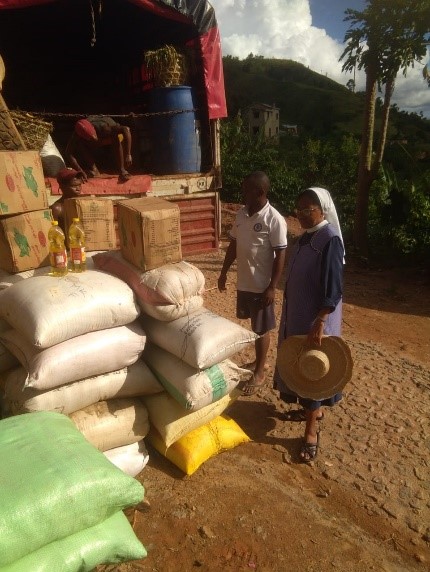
[346,78,356,92]
[424,56,430,86]
[340,0,430,255]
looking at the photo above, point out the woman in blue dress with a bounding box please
[274,187,345,462]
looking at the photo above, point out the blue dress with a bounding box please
[274,223,344,410]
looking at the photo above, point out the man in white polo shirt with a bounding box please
[218,171,287,395]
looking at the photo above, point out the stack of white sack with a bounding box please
[0,251,106,380]
[89,253,256,475]
[0,411,147,571]
[92,251,253,408]
[0,270,161,476]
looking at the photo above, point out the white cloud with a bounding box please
[210,0,430,117]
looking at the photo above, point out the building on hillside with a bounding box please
[282,124,298,136]
[246,103,279,142]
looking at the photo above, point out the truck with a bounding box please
[0,0,228,256]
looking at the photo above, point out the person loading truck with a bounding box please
[50,167,85,233]
[65,115,132,183]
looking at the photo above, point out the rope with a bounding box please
[89,0,100,47]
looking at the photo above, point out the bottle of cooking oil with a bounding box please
[68,217,86,272]
[48,220,68,276]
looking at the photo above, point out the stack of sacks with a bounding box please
[92,250,254,473]
[0,411,146,571]
[0,270,161,473]
[143,390,252,475]
[140,308,257,475]
[0,252,108,384]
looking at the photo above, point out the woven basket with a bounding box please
[0,96,27,151]
[144,46,189,88]
[10,111,52,151]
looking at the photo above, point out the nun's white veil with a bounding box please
[306,186,345,253]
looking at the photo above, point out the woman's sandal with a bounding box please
[283,409,324,422]
[299,432,320,463]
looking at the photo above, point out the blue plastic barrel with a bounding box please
[148,86,201,175]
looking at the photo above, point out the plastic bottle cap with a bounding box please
[72,218,80,222]
[52,220,58,226]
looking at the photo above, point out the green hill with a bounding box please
[222,55,430,146]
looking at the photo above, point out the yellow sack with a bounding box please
[147,414,251,475]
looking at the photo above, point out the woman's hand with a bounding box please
[307,318,325,346]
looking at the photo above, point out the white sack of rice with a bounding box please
[144,343,249,411]
[2,359,162,416]
[70,398,150,452]
[103,440,149,477]
[0,322,146,390]
[0,270,139,348]
[140,308,258,369]
[93,252,205,321]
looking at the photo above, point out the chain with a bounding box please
[0,109,199,119]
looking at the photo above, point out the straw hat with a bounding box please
[276,336,353,400]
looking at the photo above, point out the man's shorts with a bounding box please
[236,290,276,335]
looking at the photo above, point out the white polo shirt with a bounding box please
[230,201,287,293]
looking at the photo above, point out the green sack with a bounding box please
[0,412,145,567]
[0,511,146,572]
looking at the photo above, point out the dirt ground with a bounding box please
[101,208,430,572]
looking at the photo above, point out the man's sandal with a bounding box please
[283,409,324,422]
[299,432,320,463]
[241,374,267,397]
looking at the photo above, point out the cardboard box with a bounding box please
[0,209,52,273]
[0,151,48,215]
[117,197,182,271]
[63,197,118,251]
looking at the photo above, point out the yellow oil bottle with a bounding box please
[48,220,68,276]
[68,217,86,272]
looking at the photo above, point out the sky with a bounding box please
[210,0,430,118]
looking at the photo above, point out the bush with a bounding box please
[219,115,430,264]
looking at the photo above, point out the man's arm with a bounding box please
[218,239,237,291]
[50,201,62,222]
[115,125,132,167]
[64,134,87,180]
[262,248,286,306]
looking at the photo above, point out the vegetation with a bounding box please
[340,0,430,255]
[220,52,430,265]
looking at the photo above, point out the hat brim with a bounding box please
[56,169,84,184]
[276,335,353,400]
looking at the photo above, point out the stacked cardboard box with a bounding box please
[0,151,51,272]
[117,196,182,271]
[63,196,118,251]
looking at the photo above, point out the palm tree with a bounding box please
[340,0,430,256]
